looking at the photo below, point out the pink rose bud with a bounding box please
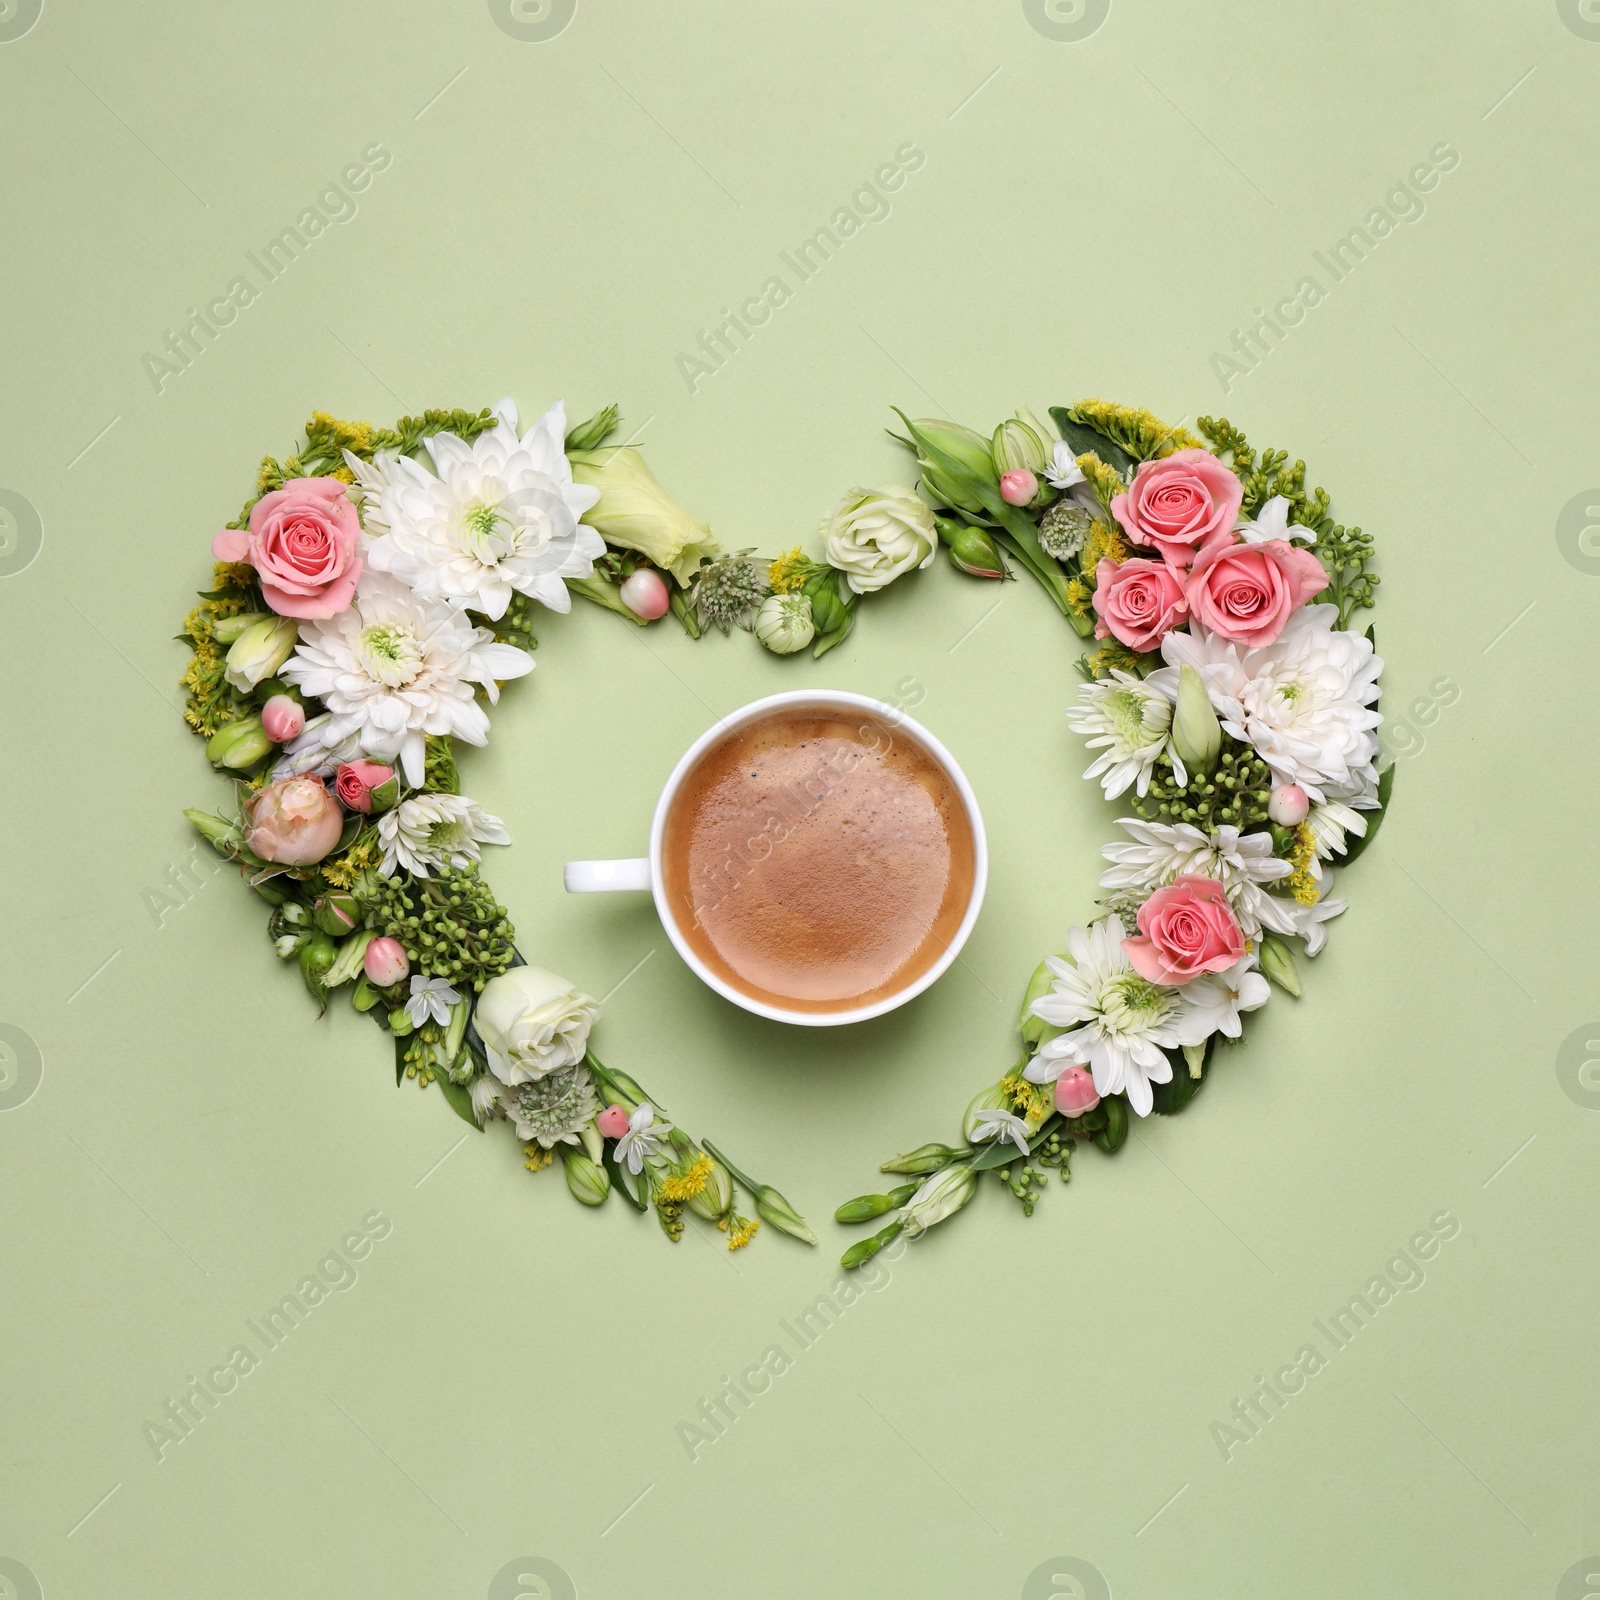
[335,760,397,815]
[619,567,670,620]
[1268,783,1310,826]
[260,694,305,743]
[243,776,344,866]
[363,937,410,988]
[1054,1066,1101,1118]
[999,468,1039,507]
[597,1103,630,1140]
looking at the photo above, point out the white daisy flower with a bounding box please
[1099,818,1296,938]
[377,793,510,878]
[404,975,460,1028]
[615,1102,672,1175]
[1161,606,1382,805]
[351,397,604,620]
[1304,799,1368,878]
[1065,668,1185,800]
[281,570,533,787]
[1180,954,1271,1041]
[1022,916,1205,1117]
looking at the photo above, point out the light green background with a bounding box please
[2,2,1596,1596]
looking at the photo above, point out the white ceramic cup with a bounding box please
[564,690,988,1027]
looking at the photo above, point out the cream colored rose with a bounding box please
[474,966,601,1087]
[821,486,937,594]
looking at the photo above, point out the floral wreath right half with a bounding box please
[833,400,1390,1266]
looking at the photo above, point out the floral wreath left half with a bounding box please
[179,399,810,1253]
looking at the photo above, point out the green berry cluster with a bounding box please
[368,865,516,991]
[1130,743,1270,829]
[996,1140,1072,1216]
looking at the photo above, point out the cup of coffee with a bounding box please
[564,691,987,1026]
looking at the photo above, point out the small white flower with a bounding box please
[967,1106,1031,1155]
[469,1076,502,1125]
[405,975,460,1028]
[1044,440,1087,491]
[1236,494,1310,544]
[377,793,510,878]
[1180,954,1271,1042]
[495,1065,599,1148]
[1304,800,1368,878]
[1286,875,1348,956]
[615,1102,673,1175]
[1099,818,1296,938]
[1022,916,1205,1117]
[1065,669,1185,800]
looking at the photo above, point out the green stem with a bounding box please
[669,587,702,638]
[568,575,648,625]
[701,1137,759,1194]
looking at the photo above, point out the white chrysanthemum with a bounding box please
[1181,954,1271,1041]
[1021,916,1206,1117]
[1304,799,1368,879]
[377,792,510,878]
[1162,606,1382,805]
[495,1063,599,1148]
[1099,818,1296,938]
[350,397,603,620]
[281,570,533,787]
[1065,668,1185,799]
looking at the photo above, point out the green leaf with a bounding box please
[1151,1038,1213,1115]
[1338,760,1394,867]
[434,1075,481,1130]
[393,1031,408,1087]
[607,1148,649,1212]
[1049,408,1137,475]
[967,1140,1016,1172]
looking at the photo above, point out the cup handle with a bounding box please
[564,858,652,893]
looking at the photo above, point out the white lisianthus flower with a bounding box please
[271,712,366,780]
[1161,606,1382,804]
[350,397,604,620]
[1065,669,1185,800]
[821,485,937,594]
[1099,818,1296,938]
[1180,954,1271,1041]
[377,792,510,878]
[474,965,601,1087]
[1022,916,1206,1117]
[282,570,533,787]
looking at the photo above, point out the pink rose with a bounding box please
[1186,536,1328,647]
[1111,449,1244,568]
[1123,874,1245,987]
[335,759,397,815]
[212,477,362,619]
[244,776,344,866]
[1092,557,1189,652]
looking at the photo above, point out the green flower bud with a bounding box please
[907,418,998,515]
[754,1182,815,1246]
[224,614,298,693]
[753,591,815,655]
[563,1148,612,1206]
[351,975,381,1013]
[387,1006,415,1036]
[841,1219,903,1269]
[184,807,243,857]
[563,403,619,453]
[686,1154,734,1221]
[299,931,337,1002]
[1094,1095,1129,1153]
[1171,664,1222,776]
[991,417,1051,477]
[1258,933,1302,997]
[835,1192,898,1224]
[936,516,1009,579]
[324,929,374,989]
[314,892,361,937]
[206,715,272,770]
[804,570,849,635]
[879,1141,963,1176]
[210,610,269,645]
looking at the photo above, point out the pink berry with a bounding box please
[1054,1066,1100,1119]
[1268,783,1310,826]
[364,936,410,988]
[999,469,1039,507]
[597,1103,630,1140]
[619,567,670,620]
[260,693,305,743]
